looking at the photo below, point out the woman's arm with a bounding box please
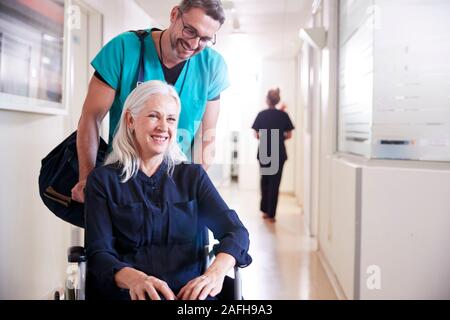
[84,172,131,285]
[284,130,293,140]
[177,166,252,300]
[195,168,252,268]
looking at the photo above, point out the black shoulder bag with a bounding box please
[38,30,149,228]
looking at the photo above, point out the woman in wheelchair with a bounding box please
[84,80,252,300]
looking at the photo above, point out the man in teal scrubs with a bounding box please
[72,0,229,203]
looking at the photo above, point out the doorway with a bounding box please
[66,0,103,245]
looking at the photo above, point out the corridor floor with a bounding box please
[218,186,338,300]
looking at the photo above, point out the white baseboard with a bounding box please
[317,250,348,300]
[309,236,319,251]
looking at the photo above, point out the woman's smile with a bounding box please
[150,134,169,144]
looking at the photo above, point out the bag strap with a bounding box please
[130,30,150,86]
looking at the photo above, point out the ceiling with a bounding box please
[134,0,315,58]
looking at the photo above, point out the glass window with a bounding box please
[338,0,450,161]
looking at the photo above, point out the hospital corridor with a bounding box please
[219,186,337,300]
[0,0,449,301]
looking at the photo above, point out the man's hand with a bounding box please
[71,180,86,203]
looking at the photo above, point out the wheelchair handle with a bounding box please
[68,246,87,263]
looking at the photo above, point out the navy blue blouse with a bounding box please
[84,161,252,299]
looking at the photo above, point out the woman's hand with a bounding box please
[115,267,176,300]
[177,272,224,300]
[128,275,176,300]
[177,253,236,300]
[278,102,287,112]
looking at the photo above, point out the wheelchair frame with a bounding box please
[64,244,242,300]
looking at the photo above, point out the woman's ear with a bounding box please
[125,111,134,131]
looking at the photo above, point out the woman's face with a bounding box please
[128,93,179,159]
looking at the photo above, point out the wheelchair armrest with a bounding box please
[204,244,243,300]
[68,246,87,263]
[234,266,242,300]
[204,244,215,269]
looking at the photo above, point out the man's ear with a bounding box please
[170,6,180,24]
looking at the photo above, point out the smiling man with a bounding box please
[72,0,229,203]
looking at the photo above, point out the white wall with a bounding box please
[306,0,450,300]
[294,53,305,207]
[319,157,360,300]
[297,7,325,239]
[0,0,152,299]
[87,0,157,43]
[323,156,450,300]
[317,0,339,247]
[359,164,450,299]
[321,155,450,300]
[0,112,72,299]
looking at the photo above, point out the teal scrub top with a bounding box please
[91,29,230,155]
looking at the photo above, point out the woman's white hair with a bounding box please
[104,80,187,182]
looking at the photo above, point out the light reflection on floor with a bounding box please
[218,186,337,300]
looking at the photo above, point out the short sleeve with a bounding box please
[251,113,261,131]
[284,113,295,131]
[91,34,126,91]
[207,53,230,101]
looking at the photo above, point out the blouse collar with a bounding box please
[137,160,167,185]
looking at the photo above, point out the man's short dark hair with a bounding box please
[179,0,226,25]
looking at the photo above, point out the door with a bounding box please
[66,0,102,245]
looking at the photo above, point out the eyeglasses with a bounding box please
[178,9,216,47]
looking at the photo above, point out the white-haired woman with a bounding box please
[84,80,251,300]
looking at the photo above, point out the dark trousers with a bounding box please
[259,161,285,219]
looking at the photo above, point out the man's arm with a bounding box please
[193,100,220,171]
[71,76,115,203]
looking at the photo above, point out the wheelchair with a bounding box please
[58,229,243,300]
[40,132,244,300]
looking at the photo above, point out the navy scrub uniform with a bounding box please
[84,161,252,299]
[252,109,295,219]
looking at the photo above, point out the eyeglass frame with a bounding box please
[177,9,217,47]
